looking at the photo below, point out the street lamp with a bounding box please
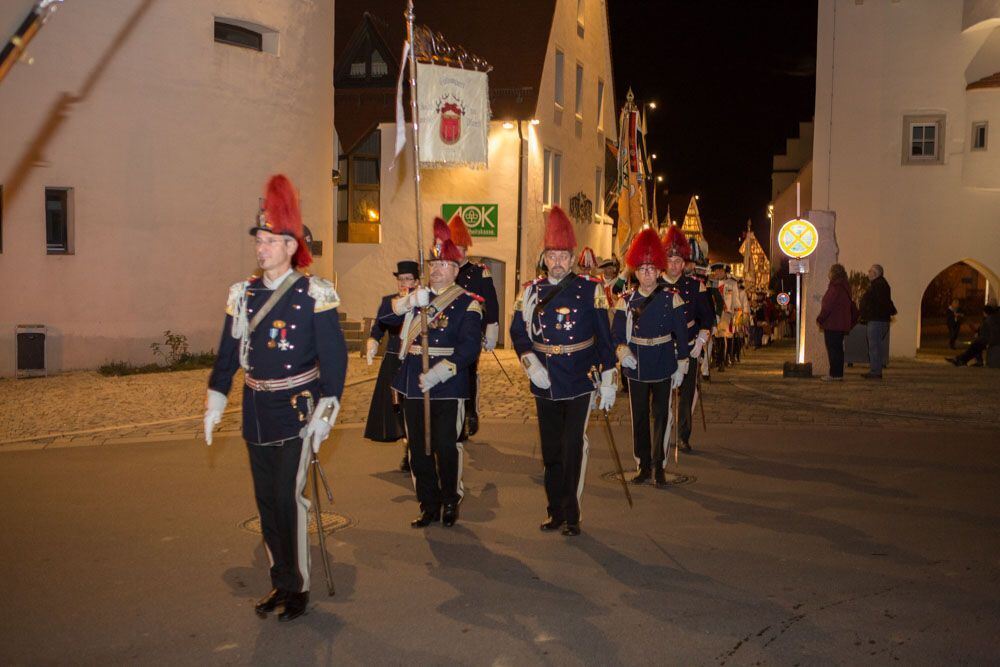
[648,101,657,110]
[767,203,775,266]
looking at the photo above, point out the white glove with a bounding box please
[419,360,456,391]
[671,358,689,389]
[483,322,499,351]
[598,369,617,411]
[365,337,379,365]
[691,332,708,359]
[521,353,551,389]
[301,396,339,453]
[616,345,638,369]
[203,389,227,446]
[392,287,431,314]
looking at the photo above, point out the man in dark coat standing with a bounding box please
[858,264,896,379]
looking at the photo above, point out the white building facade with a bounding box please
[332,0,617,344]
[0,0,335,375]
[813,0,1000,356]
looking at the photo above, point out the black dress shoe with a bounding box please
[654,468,667,487]
[442,503,459,527]
[467,414,479,437]
[278,592,308,622]
[631,468,651,484]
[945,357,961,366]
[681,441,692,453]
[539,517,564,532]
[411,509,440,528]
[561,522,581,536]
[254,589,288,616]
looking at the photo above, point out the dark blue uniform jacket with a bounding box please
[612,287,690,382]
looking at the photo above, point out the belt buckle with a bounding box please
[552,344,563,354]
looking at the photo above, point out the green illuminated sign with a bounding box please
[442,203,498,238]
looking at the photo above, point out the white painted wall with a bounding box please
[813,0,1000,356]
[0,0,334,376]
[333,0,617,340]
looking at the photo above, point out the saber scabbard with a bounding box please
[310,451,335,597]
[490,348,515,386]
[600,407,633,509]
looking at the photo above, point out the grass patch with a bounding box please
[98,352,215,377]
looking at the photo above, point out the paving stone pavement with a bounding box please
[2,341,997,451]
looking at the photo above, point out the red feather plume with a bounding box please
[544,205,576,251]
[263,174,311,269]
[448,212,473,248]
[430,217,462,263]
[625,228,667,271]
[661,224,692,261]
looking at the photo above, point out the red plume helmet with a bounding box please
[544,205,576,251]
[576,246,597,270]
[661,224,692,261]
[625,228,667,271]
[448,212,473,248]
[430,217,462,264]
[252,174,312,269]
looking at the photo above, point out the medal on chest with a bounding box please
[555,306,573,331]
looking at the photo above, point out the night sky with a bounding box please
[608,0,817,247]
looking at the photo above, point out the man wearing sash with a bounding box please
[612,228,689,486]
[448,213,500,440]
[510,206,617,536]
[383,218,484,529]
[204,175,347,622]
[661,227,714,453]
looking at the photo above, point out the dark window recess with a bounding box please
[17,328,46,375]
[45,188,69,253]
[215,21,262,51]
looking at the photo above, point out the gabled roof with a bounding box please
[967,71,1000,90]
[335,0,557,153]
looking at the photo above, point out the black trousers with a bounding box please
[246,438,312,593]
[713,336,728,369]
[824,330,846,378]
[956,339,987,365]
[947,323,960,349]
[461,357,480,439]
[677,360,698,444]
[627,378,670,470]
[404,398,464,513]
[536,394,592,524]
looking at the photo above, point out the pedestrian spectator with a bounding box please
[858,263,897,379]
[816,263,859,381]
[946,303,999,367]
[946,299,964,350]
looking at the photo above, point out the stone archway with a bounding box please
[918,259,1000,353]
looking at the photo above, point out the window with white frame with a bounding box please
[594,168,604,216]
[45,187,73,254]
[575,63,584,119]
[214,18,278,54]
[902,114,945,165]
[543,149,562,206]
[577,0,585,36]
[596,79,605,131]
[972,121,988,151]
[554,49,565,108]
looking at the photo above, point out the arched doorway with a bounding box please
[919,260,999,353]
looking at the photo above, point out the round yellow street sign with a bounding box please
[777,218,819,258]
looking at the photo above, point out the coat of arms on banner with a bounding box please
[417,63,489,168]
[437,96,464,145]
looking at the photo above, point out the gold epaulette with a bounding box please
[308,276,341,312]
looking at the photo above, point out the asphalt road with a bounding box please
[1,420,998,665]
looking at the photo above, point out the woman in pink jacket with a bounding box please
[816,263,858,381]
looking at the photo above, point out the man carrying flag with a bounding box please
[510,206,617,537]
[448,213,500,439]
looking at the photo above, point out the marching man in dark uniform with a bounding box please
[661,227,714,453]
[510,206,617,536]
[364,261,419,471]
[612,228,690,486]
[381,218,484,528]
[448,213,500,439]
[204,175,347,622]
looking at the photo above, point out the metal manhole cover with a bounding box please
[240,512,353,535]
[601,470,697,487]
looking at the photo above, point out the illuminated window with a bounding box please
[337,131,381,243]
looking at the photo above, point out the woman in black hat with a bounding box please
[363,260,419,470]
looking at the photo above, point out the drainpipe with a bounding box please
[514,119,526,289]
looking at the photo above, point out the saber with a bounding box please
[671,386,680,464]
[590,368,632,509]
[696,373,707,432]
[0,0,63,85]
[310,451,335,597]
[490,348,515,386]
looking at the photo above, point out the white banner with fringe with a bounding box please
[417,63,489,168]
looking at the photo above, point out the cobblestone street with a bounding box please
[1,340,997,451]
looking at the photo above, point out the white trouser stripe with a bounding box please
[293,439,312,592]
[662,388,675,470]
[628,382,640,468]
[455,401,466,500]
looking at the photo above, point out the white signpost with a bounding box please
[778,184,818,375]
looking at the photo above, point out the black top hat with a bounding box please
[597,257,620,269]
[393,260,419,277]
